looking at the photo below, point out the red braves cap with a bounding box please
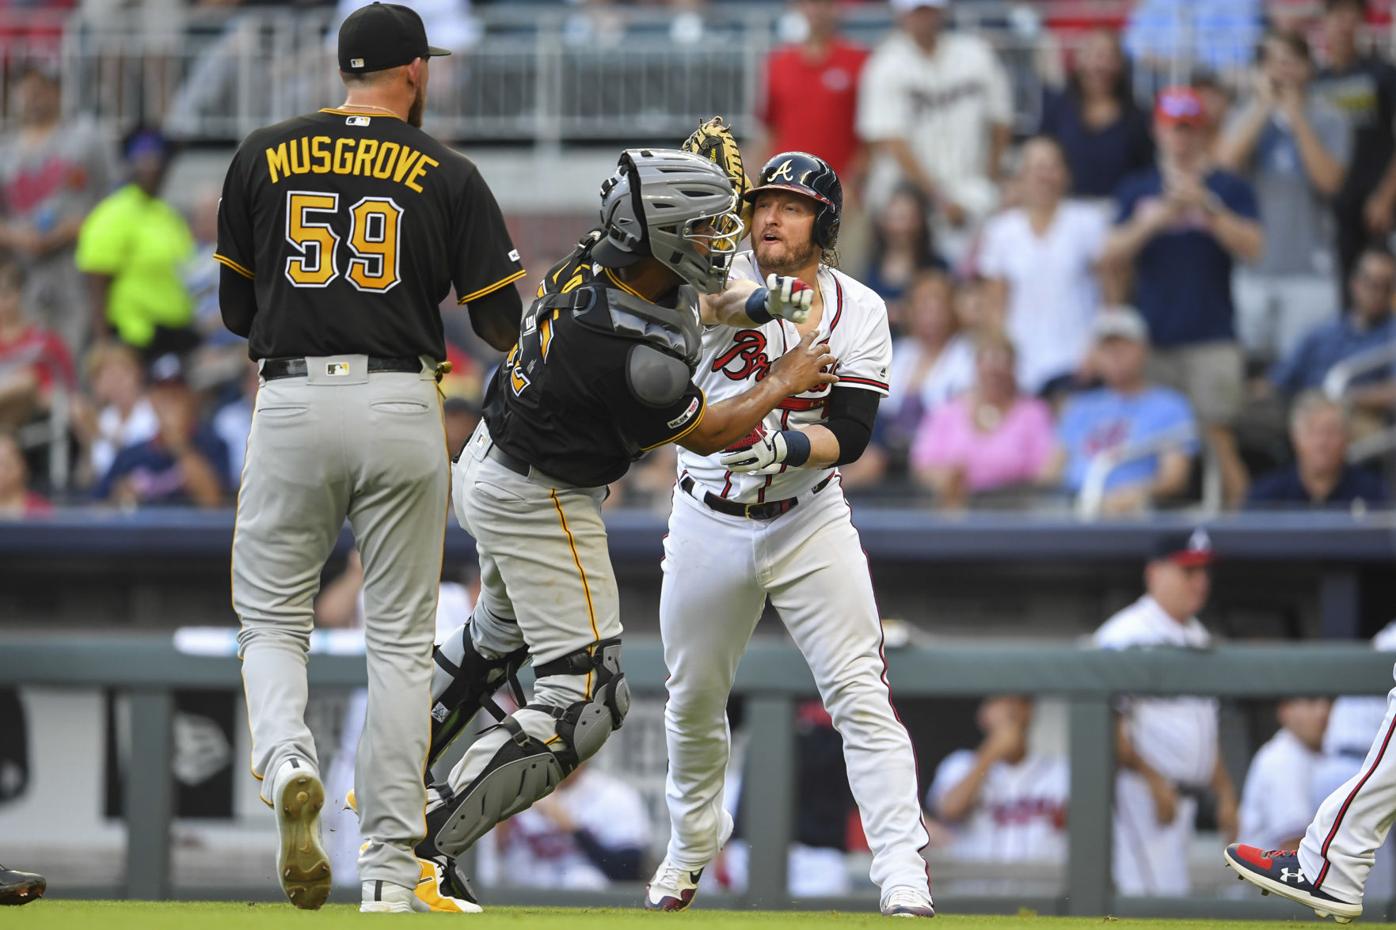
[1154,86,1207,127]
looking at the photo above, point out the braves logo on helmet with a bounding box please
[744,152,843,250]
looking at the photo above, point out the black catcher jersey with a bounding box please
[482,243,707,487]
[216,107,524,361]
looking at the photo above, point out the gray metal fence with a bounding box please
[0,2,1313,145]
[4,635,1396,918]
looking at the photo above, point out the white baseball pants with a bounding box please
[659,484,931,896]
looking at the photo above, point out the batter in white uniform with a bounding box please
[646,152,935,919]
[1094,529,1237,896]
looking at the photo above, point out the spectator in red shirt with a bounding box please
[757,0,869,180]
[0,432,50,518]
[0,254,75,432]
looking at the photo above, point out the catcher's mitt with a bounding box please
[683,116,753,232]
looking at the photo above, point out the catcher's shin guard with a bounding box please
[429,619,530,768]
[421,638,630,858]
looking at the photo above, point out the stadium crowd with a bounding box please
[0,0,1392,517]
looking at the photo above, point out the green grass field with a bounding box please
[4,903,1395,930]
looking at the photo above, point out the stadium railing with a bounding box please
[0,2,1295,146]
[3,635,1396,919]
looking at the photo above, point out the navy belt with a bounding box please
[261,356,422,381]
[681,473,833,521]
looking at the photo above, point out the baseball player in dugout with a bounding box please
[645,135,935,918]
[414,144,838,912]
[216,2,526,915]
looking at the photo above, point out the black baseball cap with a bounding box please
[339,3,450,75]
[1149,528,1215,567]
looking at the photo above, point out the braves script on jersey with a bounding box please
[678,251,891,501]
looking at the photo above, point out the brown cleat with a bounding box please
[275,762,331,910]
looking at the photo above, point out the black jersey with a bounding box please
[482,244,707,487]
[215,107,525,361]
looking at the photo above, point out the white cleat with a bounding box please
[880,885,936,918]
[643,809,734,911]
[271,758,331,910]
[361,879,430,913]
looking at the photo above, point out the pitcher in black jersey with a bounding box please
[411,147,835,908]
[215,3,525,914]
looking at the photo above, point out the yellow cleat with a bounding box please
[416,857,483,913]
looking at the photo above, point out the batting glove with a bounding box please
[718,428,812,475]
[744,274,814,325]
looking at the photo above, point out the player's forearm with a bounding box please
[881,138,937,197]
[700,278,762,327]
[219,265,256,338]
[1350,382,1396,414]
[467,286,524,353]
[681,376,795,455]
[800,424,840,469]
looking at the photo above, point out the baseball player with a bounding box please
[647,150,936,918]
[1094,528,1238,897]
[216,3,527,912]
[411,147,838,910]
[1225,621,1396,923]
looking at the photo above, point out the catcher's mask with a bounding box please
[745,151,843,251]
[592,148,744,295]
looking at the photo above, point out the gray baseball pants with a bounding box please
[438,422,621,798]
[233,354,448,891]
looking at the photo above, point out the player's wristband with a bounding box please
[744,287,773,324]
[779,429,811,467]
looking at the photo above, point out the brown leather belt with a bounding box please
[680,473,833,521]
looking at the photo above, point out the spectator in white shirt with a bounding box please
[979,137,1110,399]
[72,342,157,484]
[857,0,1013,262]
[928,695,1069,870]
[1237,697,1331,851]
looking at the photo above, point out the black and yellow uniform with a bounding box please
[481,239,708,487]
[215,107,524,360]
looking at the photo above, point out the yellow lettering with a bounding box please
[353,139,378,178]
[405,154,438,194]
[288,137,310,175]
[333,137,355,175]
[372,141,401,179]
[265,143,290,184]
[391,147,422,185]
[310,136,331,174]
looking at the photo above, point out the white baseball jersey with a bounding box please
[927,751,1069,862]
[856,30,1012,215]
[677,251,892,503]
[659,255,930,901]
[1238,727,1323,851]
[1094,595,1219,787]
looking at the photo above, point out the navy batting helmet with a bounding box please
[744,151,842,251]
